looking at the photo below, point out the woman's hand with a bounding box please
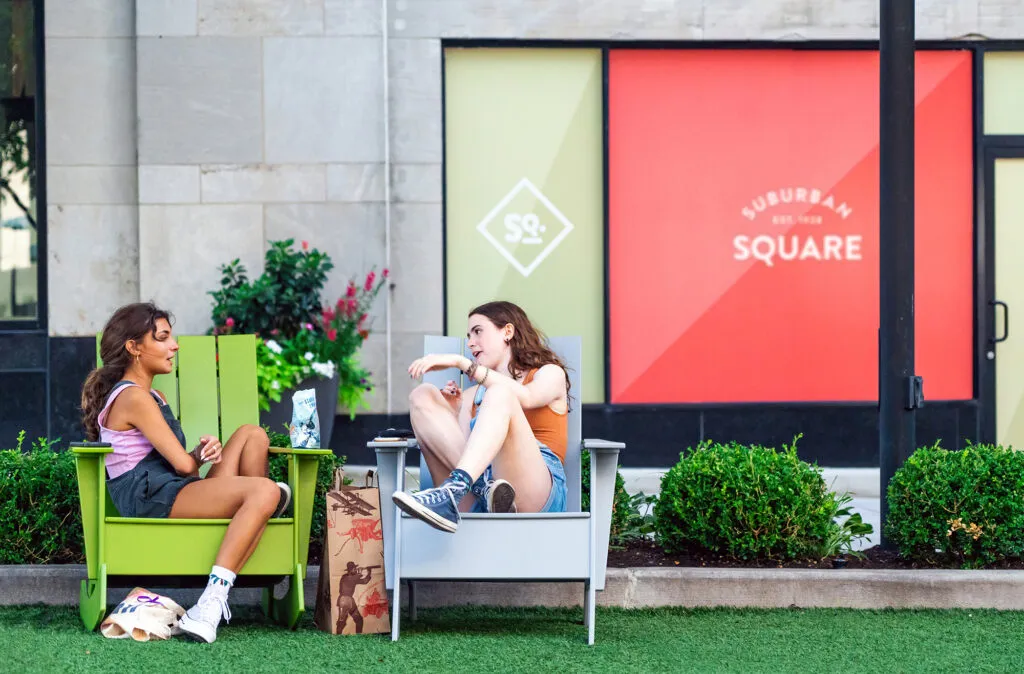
[408,354,468,380]
[193,435,223,464]
[440,379,462,415]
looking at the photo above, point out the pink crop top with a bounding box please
[98,382,164,479]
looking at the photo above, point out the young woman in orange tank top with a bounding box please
[392,301,570,533]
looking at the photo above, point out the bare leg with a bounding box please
[456,386,553,513]
[170,476,280,572]
[206,424,271,480]
[408,384,466,483]
[408,384,482,511]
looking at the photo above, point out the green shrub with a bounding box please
[886,441,1024,568]
[265,426,345,548]
[653,437,867,560]
[0,432,83,564]
[581,450,655,547]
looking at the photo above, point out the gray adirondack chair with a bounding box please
[369,335,624,644]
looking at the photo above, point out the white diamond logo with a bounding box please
[475,178,575,278]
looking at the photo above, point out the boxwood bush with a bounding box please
[0,432,83,564]
[653,437,864,560]
[886,441,1024,568]
[266,426,344,550]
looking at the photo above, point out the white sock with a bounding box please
[208,565,236,591]
[196,565,235,606]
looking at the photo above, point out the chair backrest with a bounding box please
[95,334,259,446]
[417,335,583,512]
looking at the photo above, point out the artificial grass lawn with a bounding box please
[3,604,1023,673]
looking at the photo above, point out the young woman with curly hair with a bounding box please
[80,302,289,643]
[393,301,570,533]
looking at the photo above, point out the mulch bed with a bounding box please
[606,540,1024,570]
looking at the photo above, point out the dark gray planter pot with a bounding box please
[260,373,340,448]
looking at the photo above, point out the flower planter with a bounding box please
[260,373,340,448]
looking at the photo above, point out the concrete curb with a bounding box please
[4,565,1024,611]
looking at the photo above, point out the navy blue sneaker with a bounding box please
[392,483,462,533]
[471,476,517,513]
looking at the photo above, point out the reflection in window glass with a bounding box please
[0,0,36,321]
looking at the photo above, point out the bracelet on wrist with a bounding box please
[465,360,478,379]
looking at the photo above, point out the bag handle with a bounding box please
[364,470,377,488]
[332,467,344,492]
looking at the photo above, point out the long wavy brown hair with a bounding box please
[81,302,172,441]
[468,301,572,407]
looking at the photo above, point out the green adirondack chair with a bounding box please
[70,334,332,631]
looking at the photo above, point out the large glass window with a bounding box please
[984,52,1024,135]
[444,48,605,403]
[608,49,974,403]
[0,0,38,323]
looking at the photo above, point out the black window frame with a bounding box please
[0,0,46,333]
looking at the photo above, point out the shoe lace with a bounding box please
[417,486,456,507]
[194,591,231,625]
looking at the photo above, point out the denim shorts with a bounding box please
[472,442,566,513]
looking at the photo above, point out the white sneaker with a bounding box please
[273,481,291,518]
[178,592,231,643]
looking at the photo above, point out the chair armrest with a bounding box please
[585,439,625,592]
[268,446,334,456]
[70,442,113,455]
[367,438,418,453]
[371,439,414,592]
[582,438,626,452]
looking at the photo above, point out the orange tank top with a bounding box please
[471,368,568,464]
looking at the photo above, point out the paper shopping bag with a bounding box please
[314,468,390,635]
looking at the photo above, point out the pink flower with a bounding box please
[270,329,279,336]
[358,329,369,340]
[304,322,313,330]
[382,268,389,278]
[327,329,337,341]
[364,271,376,291]
[358,313,367,326]
[347,299,357,315]
[301,240,309,251]
[225,317,235,328]
[323,308,336,322]
[346,283,357,298]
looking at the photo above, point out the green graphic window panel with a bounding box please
[444,48,605,403]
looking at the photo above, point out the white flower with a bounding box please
[271,381,281,390]
[265,340,283,355]
[304,351,314,361]
[311,361,337,379]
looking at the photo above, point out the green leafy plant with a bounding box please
[821,491,874,559]
[210,239,388,414]
[654,436,871,561]
[580,450,655,547]
[0,432,82,564]
[886,440,1024,568]
[264,426,345,549]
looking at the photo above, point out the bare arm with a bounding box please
[462,358,565,411]
[408,354,566,411]
[458,384,477,435]
[106,387,200,476]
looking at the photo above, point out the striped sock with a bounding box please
[209,565,236,589]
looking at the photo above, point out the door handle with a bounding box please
[992,300,1009,343]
